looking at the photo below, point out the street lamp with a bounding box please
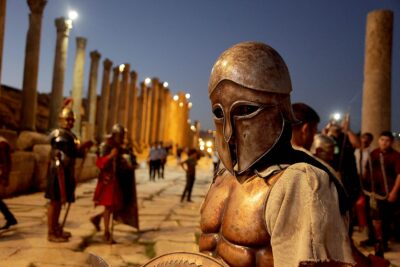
[185,93,191,99]
[68,10,78,20]
[119,64,125,72]
[163,81,169,88]
[144,77,152,86]
[173,95,179,101]
[332,112,341,122]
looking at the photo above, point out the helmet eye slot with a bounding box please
[213,106,224,119]
[232,104,259,118]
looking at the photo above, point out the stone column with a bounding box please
[96,58,113,142]
[71,37,87,136]
[107,67,121,130]
[157,85,167,142]
[0,0,6,84]
[118,63,130,127]
[361,10,393,146]
[139,82,148,146]
[162,90,172,142]
[86,50,101,140]
[149,78,160,143]
[48,17,71,130]
[127,71,138,142]
[20,0,47,130]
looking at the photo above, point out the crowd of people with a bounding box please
[291,102,400,261]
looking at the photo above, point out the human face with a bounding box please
[378,136,392,152]
[361,134,372,148]
[65,118,75,130]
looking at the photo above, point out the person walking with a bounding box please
[0,136,17,230]
[180,149,198,202]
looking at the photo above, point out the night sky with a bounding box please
[2,0,400,132]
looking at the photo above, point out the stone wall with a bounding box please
[0,129,99,198]
[0,84,98,133]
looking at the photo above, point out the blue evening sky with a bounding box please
[2,0,400,132]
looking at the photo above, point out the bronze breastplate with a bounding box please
[200,171,280,267]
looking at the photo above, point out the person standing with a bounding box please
[158,142,167,179]
[45,100,93,242]
[148,143,159,181]
[93,124,126,241]
[364,131,400,257]
[180,149,197,202]
[0,136,17,230]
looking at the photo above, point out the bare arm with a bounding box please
[388,174,400,202]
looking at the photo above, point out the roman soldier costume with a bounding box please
[45,100,92,242]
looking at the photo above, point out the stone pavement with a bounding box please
[0,156,399,267]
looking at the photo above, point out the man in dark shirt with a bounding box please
[364,131,400,257]
[180,149,197,202]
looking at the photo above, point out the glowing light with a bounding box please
[163,82,169,88]
[179,102,183,107]
[119,64,125,72]
[199,141,205,147]
[68,10,78,21]
[173,95,179,101]
[144,77,152,85]
[206,141,212,148]
[332,112,341,121]
[190,125,196,131]
[185,93,191,99]
[207,147,212,153]
[188,102,192,108]
[200,146,205,151]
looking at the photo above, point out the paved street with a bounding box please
[0,156,399,267]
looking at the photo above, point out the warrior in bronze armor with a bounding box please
[45,101,93,242]
[199,42,354,267]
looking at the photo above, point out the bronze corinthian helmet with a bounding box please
[209,42,298,176]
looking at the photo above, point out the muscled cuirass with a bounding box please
[200,169,281,267]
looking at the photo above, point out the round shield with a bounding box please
[141,252,227,267]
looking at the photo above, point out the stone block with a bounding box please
[16,131,49,151]
[0,129,18,150]
[33,144,51,190]
[75,153,98,182]
[0,151,35,197]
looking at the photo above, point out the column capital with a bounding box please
[103,58,113,70]
[90,50,101,61]
[76,37,87,49]
[27,0,47,15]
[130,71,138,81]
[54,17,71,33]
[113,66,120,74]
[122,63,130,77]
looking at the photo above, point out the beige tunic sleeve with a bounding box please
[265,163,355,267]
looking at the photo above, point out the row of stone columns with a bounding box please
[0,0,194,150]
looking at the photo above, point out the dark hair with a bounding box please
[291,102,320,129]
[380,131,394,141]
[362,132,373,141]
[188,148,197,156]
